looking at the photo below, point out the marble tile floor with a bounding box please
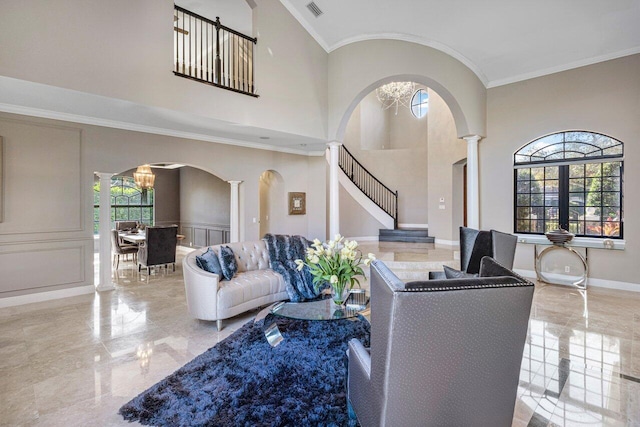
[0,244,639,426]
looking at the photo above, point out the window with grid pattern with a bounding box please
[93,176,154,234]
[514,132,623,238]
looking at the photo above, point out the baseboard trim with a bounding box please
[514,269,640,292]
[0,284,95,308]
[435,239,460,247]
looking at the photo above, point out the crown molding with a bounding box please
[487,46,640,88]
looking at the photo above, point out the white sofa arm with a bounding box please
[183,249,221,321]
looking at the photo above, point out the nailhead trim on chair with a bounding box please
[403,281,533,292]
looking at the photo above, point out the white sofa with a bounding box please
[183,240,289,330]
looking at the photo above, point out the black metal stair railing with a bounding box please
[338,145,398,229]
[174,5,258,97]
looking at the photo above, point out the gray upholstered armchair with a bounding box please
[348,258,533,426]
[430,226,518,279]
[138,225,178,273]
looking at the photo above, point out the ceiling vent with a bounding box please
[306,2,323,18]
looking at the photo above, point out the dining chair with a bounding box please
[110,229,138,269]
[138,225,178,274]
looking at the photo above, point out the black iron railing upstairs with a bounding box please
[338,145,398,229]
[174,5,257,97]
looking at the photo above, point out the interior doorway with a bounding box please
[259,170,285,238]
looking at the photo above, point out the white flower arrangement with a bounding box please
[295,234,375,304]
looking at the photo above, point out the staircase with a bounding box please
[379,228,434,243]
[337,145,435,242]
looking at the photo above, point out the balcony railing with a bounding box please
[174,5,257,97]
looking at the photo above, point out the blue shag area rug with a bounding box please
[119,315,370,426]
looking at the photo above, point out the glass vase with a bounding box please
[332,283,350,306]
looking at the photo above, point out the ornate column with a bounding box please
[327,141,342,238]
[228,180,242,242]
[96,172,115,292]
[464,135,482,229]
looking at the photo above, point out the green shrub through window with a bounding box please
[93,176,154,234]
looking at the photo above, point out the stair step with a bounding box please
[379,235,435,243]
[378,228,434,243]
[379,228,430,237]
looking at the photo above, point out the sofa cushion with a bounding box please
[226,241,270,273]
[218,246,238,281]
[217,269,287,309]
[195,248,224,278]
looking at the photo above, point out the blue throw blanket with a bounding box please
[263,233,323,302]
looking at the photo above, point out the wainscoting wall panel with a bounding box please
[0,118,82,235]
[0,240,92,297]
[194,227,208,247]
[0,115,92,303]
[179,222,230,248]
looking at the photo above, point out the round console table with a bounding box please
[535,244,588,290]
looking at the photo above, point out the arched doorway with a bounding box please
[259,170,285,238]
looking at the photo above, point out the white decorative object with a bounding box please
[376,82,416,114]
[545,229,574,245]
[603,238,614,250]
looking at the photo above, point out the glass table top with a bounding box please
[271,292,369,321]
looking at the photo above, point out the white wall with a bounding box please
[341,90,429,233]
[427,90,467,242]
[258,170,286,237]
[483,54,640,288]
[339,86,466,240]
[0,118,92,299]
[179,166,230,226]
[176,0,253,36]
[0,112,325,300]
[0,0,328,140]
[328,39,487,141]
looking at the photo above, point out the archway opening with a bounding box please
[339,81,467,243]
[259,170,285,238]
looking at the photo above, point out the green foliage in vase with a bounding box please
[295,235,375,296]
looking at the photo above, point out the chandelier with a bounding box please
[376,81,416,115]
[133,164,155,189]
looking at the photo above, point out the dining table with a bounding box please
[119,231,146,244]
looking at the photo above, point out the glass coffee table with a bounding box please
[258,290,369,347]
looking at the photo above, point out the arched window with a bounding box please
[410,89,429,118]
[93,176,154,234]
[514,131,623,238]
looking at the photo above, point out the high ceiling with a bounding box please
[280,0,640,87]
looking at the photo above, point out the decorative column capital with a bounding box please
[95,172,115,179]
[463,135,482,145]
[327,141,343,149]
[227,180,243,186]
